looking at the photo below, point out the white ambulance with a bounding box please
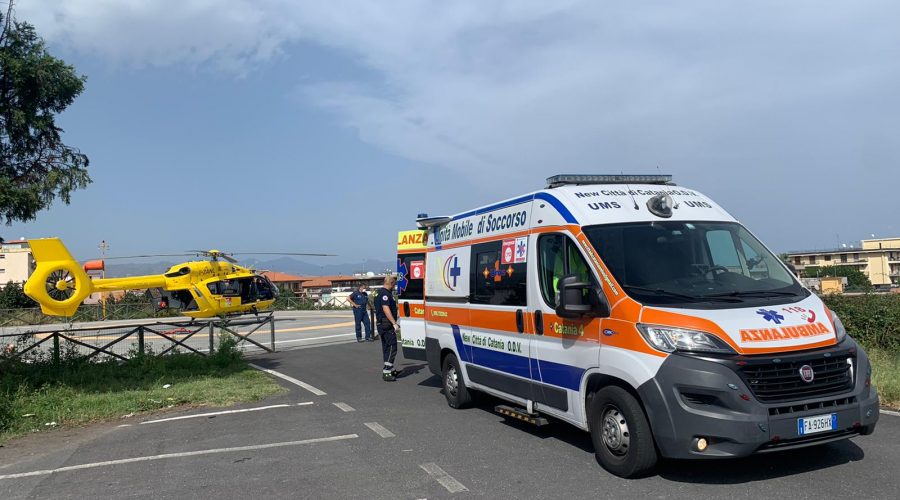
[402,174,879,478]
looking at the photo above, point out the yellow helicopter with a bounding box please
[23,238,332,319]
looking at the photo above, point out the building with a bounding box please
[262,271,390,297]
[0,239,34,287]
[786,237,900,287]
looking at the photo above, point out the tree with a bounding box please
[0,1,90,226]
[802,265,872,290]
[0,280,35,308]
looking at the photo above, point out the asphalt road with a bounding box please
[1,316,899,499]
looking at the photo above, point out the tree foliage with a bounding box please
[0,3,90,225]
[802,265,872,289]
[0,280,34,308]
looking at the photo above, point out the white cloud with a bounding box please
[18,0,900,247]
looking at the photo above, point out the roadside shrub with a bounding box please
[822,294,900,353]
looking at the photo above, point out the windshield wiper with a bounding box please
[624,286,741,303]
[701,290,798,298]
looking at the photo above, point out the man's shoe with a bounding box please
[382,373,396,382]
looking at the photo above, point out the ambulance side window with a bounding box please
[470,241,527,306]
[397,253,425,300]
[539,234,592,307]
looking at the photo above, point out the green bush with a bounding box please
[822,293,900,353]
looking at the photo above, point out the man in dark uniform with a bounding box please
[374,275,400,381]
[349,284,372,342]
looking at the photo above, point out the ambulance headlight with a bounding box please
[829,310,847,343]
[637,324,736,354]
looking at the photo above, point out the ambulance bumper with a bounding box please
[636,337,880,459]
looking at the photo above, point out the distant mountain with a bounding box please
[104,257,395,278]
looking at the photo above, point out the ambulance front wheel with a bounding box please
[442,354,473,409]
[589,386,658,478]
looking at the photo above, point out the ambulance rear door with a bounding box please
[397,230,428,360]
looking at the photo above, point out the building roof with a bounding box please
[261,271,307,282]
[300,278,333,288]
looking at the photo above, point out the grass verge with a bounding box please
[0,340,285,442]
[870,347,900,410]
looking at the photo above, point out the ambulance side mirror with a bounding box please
[556,275,609,319]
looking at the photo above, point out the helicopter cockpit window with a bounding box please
[208,279,241,296]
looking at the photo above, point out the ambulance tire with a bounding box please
[589,386,657,478]
[442,354,473,409]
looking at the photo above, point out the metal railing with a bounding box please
[0,296,352,327]
[0,313,277,364]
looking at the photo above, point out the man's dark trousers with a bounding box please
[354,307,372,341]
[378,319,397,372]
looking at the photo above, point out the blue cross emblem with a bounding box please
[756,308,784,324]
[449,257,461,287]
[396,260,409,293]
[516,240,526,258]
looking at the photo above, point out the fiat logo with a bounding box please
[799,365,815,383]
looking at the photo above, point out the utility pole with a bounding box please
[99,240,109,319]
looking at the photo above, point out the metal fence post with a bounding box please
[269,315,276,352]
[138,325,144,356]
[52,332,60,366]
[208,320,215,354]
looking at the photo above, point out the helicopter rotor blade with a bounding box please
[231,252,337,257]
[220,254,239,264]
[102,253,197,260]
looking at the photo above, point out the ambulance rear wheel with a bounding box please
[589,386,657,478]
[442,354,472,409]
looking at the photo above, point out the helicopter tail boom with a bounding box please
[24,238,94,317]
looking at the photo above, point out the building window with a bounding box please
[809,255,816,264]
[824,254,831,261]
[794,257,802,265]
[841,254,847,263]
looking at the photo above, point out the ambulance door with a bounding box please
[466,238,533,402]
[529,232,598,417]
[397,252,427,361]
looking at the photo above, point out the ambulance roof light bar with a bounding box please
[546,174,674,188]
[416,214,453,229]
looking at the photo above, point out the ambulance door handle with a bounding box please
[515,309,524,334]
[535,310,544,336]
[403,302,410,317]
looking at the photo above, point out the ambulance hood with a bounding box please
[652,294,837,354]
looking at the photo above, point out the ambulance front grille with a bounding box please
[740,354,854,403]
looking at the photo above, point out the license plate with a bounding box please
[798,413,837,436]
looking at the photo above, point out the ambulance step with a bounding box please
[495,405,548,426]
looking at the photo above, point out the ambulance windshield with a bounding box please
[583,221,808,309]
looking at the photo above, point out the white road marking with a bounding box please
[140,404,295,425]
[419,463,468,493]
[881,409,900,417]
[297,402,314,406]
[333,402,356,412]
[117,424,132,428]
[364,422,395,438]
[248,363,327,396]
[0,434,359,481]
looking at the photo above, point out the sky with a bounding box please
[4,0,899,264]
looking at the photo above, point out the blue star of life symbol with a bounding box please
[516,240,526,258]
[756,308,784,324]
[449,256,461,287]
[396,260,409,293]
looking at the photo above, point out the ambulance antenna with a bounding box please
[622,170,639,210]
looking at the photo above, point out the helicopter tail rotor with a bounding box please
[24,238,94,316]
